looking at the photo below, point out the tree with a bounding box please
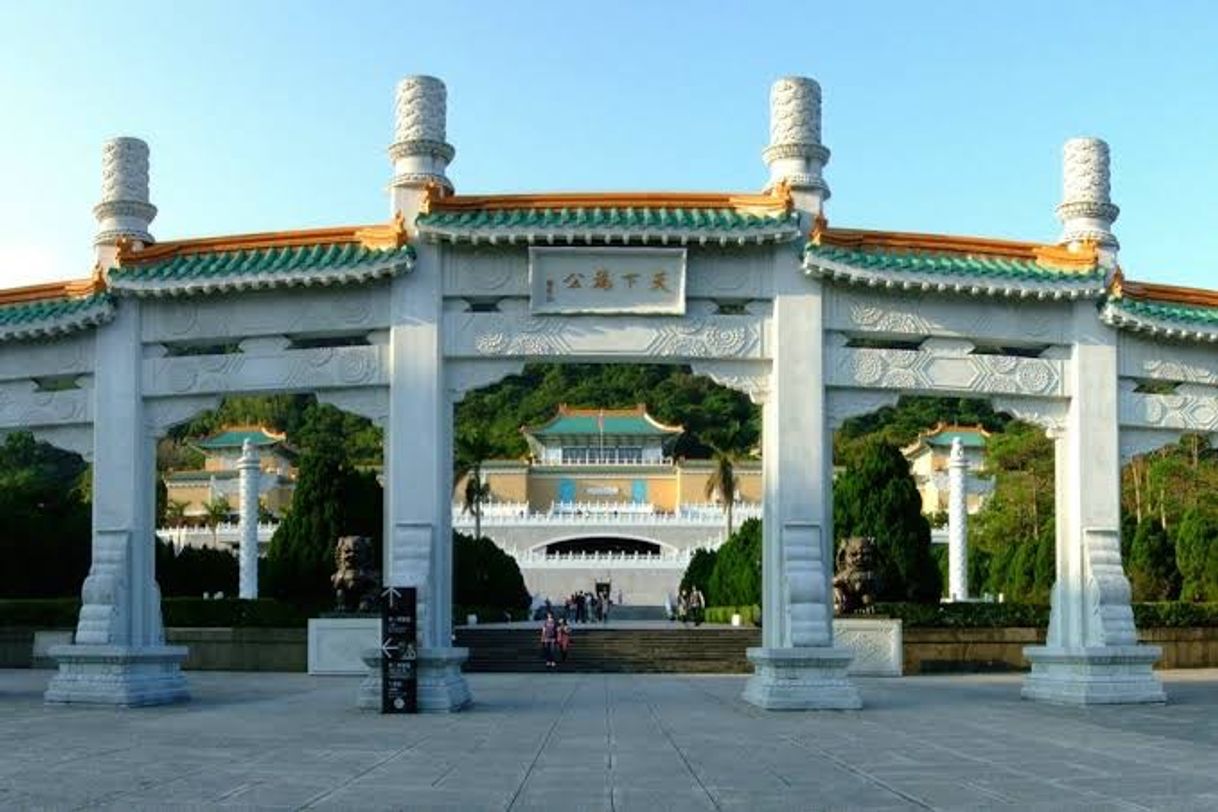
[679,548,719,596]
[203,496,232,547]
[455,427,495,540]
[0,432,91,597]
[1127,518,1181,601]
[833,438,941,603]
[266,405,373,608]
[165,499,188,528]
[1176,509,1218,602]
[452,531,530,613]
[702,419,756,537]
[706,518,762,606]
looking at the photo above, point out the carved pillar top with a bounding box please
[94,136,156,248]
[949,436,966,466]
[1057,137,1119,249]
[763,76,830,205]
[390,75,455,195]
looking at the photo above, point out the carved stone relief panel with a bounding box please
[991,396,1068,435]
[686,246,773,300]
[689,360,771,404]
[441,246,528,297]
[828,346,1064,397]
[141,285,392,344]
[1119,334,1218,385]
[0,334,94,383]
[1120,387,1218,432]
[444,313,767,361]
[445,360,526,402]
[144,345,389,397]
[1119,427,1193,462]
[825,389,900,430]
[0,380,91,430]
[317,388,391,427]
[825,289,1070,345]
[144,396,223,438]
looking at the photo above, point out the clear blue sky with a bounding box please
[1,1,1216,288]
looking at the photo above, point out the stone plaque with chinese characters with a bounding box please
[529,247,686,315]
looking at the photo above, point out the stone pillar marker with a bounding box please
[743,76,860,711]
[237,439,260,600]
[93,137,157,269]
[1057,137,1119,254]
[383,75,471,712]
[45,137,189,707]
[763,76,830,216]
[947,437,968,601]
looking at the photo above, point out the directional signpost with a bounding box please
[381,586,418,714]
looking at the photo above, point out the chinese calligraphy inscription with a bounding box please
[529,247,687,315]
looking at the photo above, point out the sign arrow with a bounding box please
[381,639,400,658]
[381,586,402,608]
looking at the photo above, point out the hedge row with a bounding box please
[706,602,1218,629]
[704,605,762,626]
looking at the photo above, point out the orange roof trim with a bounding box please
[422,182,792,215]
[0,270,108,307]
[117,213,408,266]
[814,225,1099,272]
[1115,276,1218,309]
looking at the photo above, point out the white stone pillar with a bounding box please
[383,75,470,712]
[45,294,189,706]
[1022,301,1164,704]
[1057,137,1119,255]
[93,137,157,269]
[763,76,830,216]
[237,440,260,600]
[742,225,860,710]
[947,437,968,601]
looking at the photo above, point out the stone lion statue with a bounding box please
[332,536,381,613]
[833,536,882,615]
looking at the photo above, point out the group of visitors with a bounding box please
[677,587,706,626]
[561,590,611,624]
[539,612,571,669]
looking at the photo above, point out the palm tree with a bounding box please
[165,499,188,528]
[455,427,495,540]
[203,496,232,548]
[703,419,755,537]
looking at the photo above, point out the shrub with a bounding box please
[704,605,762,626]
[1128,519,1181,601]
[452,531,530,613]
[1175,510,1218,602]
[706,519,762,607]
[679,548,718,596]
[833,438,941,603]
[155,540,238,597]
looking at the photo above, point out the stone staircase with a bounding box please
[455,625,761,673]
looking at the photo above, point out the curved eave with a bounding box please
[108,255,413,298]
[1100,300,1218,344]
[0,296,115,343]
[415,223,801,247]
[802,253,1107,301]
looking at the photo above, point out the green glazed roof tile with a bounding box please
[804,243,1105,284]
[0,293,114,340]
[1110,297,1218,327]
[110,243,414,294]
[194,428,288,450]
[416,207,800,236]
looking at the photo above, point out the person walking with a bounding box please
[690,586,706,627]
[677,589,689,625]
[540,612,558,669]
[557,617,572,663]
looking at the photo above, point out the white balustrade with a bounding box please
[157,522,279,551]
[450,501,763,528]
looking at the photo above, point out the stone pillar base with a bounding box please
[44,644,190,707]
[743,646,862,710]
[357,646,472,712]
[1022,645,1166,705]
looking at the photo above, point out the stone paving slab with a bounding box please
[1,669,1217,810]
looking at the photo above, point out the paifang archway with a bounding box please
[0,74,1196,710]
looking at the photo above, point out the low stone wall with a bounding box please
[165,628,307,672]
[3,626,1217,673]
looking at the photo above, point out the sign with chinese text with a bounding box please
[529,247,686,315]
[381,586,418,714]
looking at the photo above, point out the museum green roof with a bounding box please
[524,405,683,438]
[415,190,803,243]
[194,427,288,451]
[803,227,1108,297]
[108,220,413,297]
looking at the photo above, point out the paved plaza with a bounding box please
[2,670,1218,810]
